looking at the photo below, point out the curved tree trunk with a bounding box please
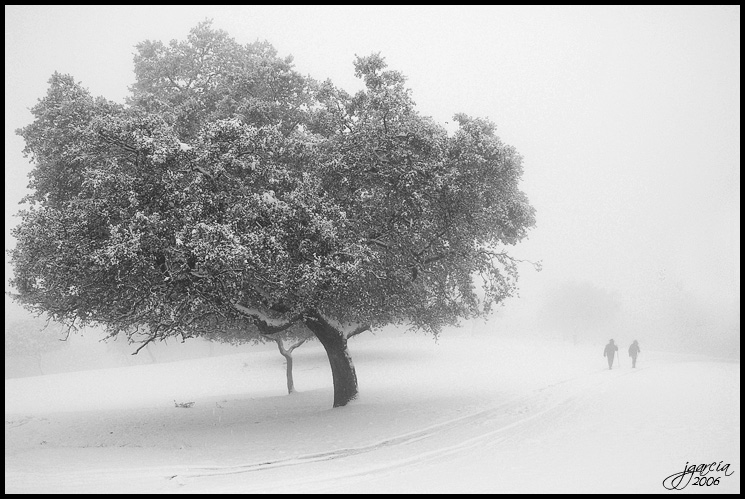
[304,311,358,407]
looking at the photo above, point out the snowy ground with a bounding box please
[5,329,740,494]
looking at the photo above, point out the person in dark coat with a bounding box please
[603,339,618,369]
[628,340,641,368]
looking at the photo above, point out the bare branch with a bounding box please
[260,333,289,356]
[132,335,157,355]
[478,249,542,271]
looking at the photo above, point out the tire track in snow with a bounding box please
[178,397,534,478]
[175,366,638,481]
[246,367,656,493]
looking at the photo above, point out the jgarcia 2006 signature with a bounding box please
[662,461,735,490]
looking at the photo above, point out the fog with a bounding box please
[5,317,740,493]
[5,5,739,377]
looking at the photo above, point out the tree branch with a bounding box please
[363,238,390,250]
[478,249,542,271]
[286,336,310,353]
[347,324,370,339]
[423,251,456,266]
[231,302,304,335]
[132,334,157,355]
[97,131,139,155]
[260,333,289,356]
[166,75,184,91]
[414,227,450,258]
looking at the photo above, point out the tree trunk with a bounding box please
[267,335,308,396]
[304,311,358,407]
[283,353,295,394]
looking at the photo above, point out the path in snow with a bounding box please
[172,361,740,494]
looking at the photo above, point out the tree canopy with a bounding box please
[11,21,537,407]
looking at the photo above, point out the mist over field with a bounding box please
[5,321,740,494]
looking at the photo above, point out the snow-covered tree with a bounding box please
[10,21,536,407]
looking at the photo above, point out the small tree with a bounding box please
[10,21,536,408]
[265,332,311,395]
[202,322,314,395]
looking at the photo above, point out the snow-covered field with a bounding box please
[5,329,740,494]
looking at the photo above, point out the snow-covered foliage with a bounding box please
[10,21,536,406]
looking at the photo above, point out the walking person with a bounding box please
[628,340,641,368]
[603,339,618,369]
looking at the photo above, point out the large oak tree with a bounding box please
[11,21,536,407]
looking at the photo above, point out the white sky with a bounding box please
[4,6,740,343]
